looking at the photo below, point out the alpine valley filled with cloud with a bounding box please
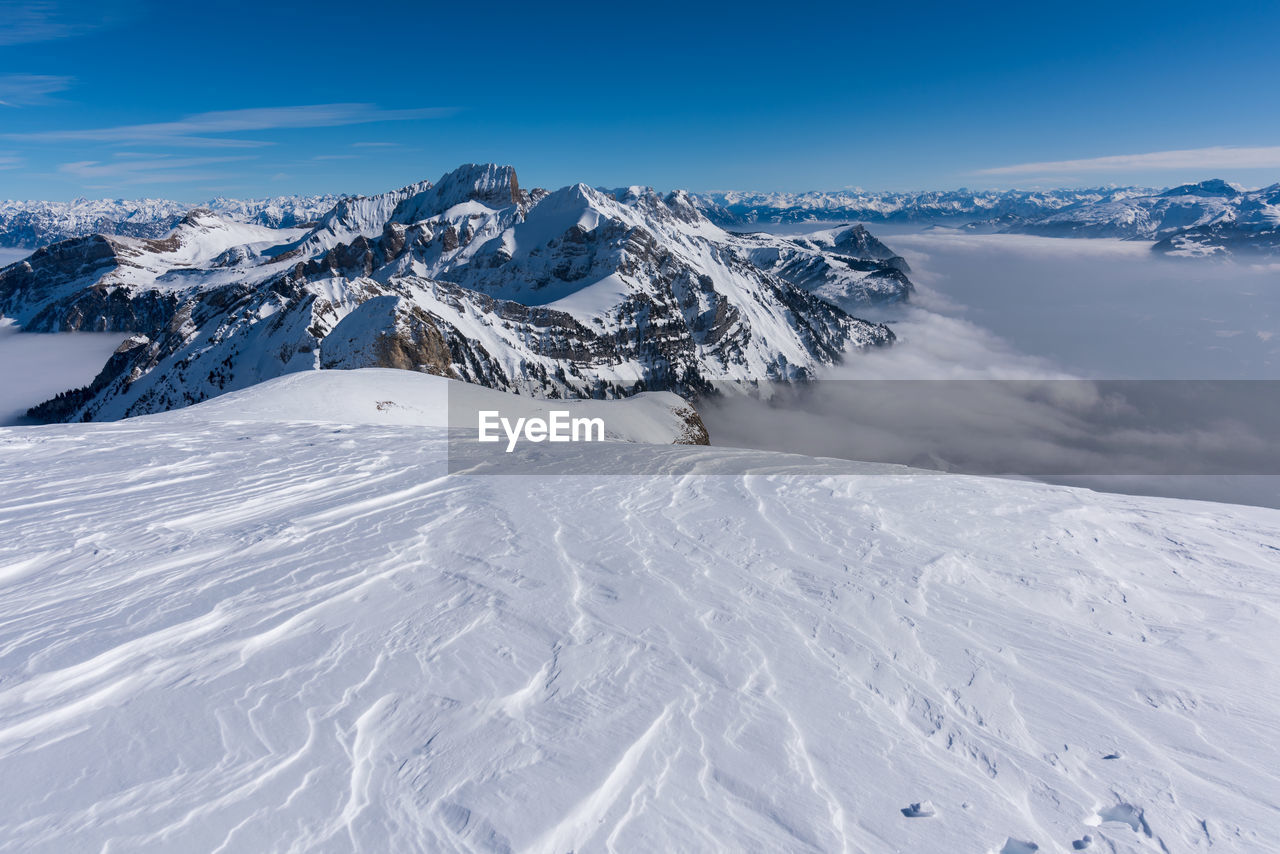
[2,2,1279,853]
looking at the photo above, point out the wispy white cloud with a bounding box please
[0,1,88,45]
[58,155,254,184]
[0,0,134,46]
[977,145,1280,175]
[0,74,74,107]
[9,103,455,148]
[0,152,21,170]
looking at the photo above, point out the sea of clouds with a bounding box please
[702,231,1280,507]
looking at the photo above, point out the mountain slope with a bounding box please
[1,369,1277,852]
[1,164,904,422]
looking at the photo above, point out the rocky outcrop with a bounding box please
[319,296,452,375]
[671,400,711,445]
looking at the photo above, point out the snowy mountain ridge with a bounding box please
[0,164,906,422]
[9,178,1277,259]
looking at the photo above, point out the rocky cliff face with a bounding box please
[2,164,907,422]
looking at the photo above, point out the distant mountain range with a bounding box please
[0,164,906,422]
[693,180,1280,258]
[999,180,1280,255]
[692,186,1152,226]
[0,194,345,248]
[7,178,1277,260]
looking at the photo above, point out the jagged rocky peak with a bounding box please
[660,189,705,224]
[830,224,900,259]
[392,163,526,224]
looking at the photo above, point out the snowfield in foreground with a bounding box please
[1,371,1278,853]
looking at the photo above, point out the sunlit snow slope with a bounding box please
[1,371,1278,853]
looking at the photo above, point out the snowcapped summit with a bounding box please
[392,163,526,225]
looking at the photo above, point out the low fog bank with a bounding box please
[885,231,1280,380]
[700,380,1280,507]
[0,321,127,425]
[703,232,1280,509]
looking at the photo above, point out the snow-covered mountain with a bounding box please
[695,181,1280,257]
[0,194,346,248]
[1,368,1277,852]
[1002,180,1262,240]
[11,178,1276,264]
[1146,183,1280,257]
[0,164,905,422]
[991,180,1280,257]
[692,187,1153,227]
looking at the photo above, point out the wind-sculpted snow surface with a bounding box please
[1,373,1278,852]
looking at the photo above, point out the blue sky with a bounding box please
[1,0,1278,200]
